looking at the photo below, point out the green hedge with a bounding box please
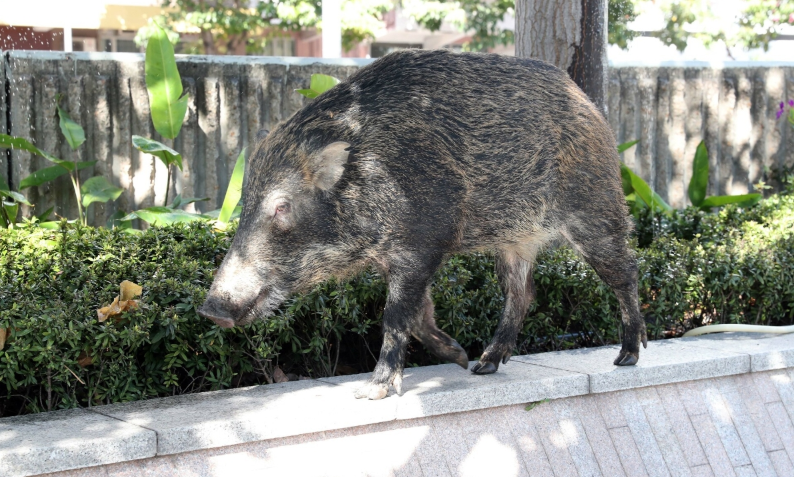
[1,194,793,416]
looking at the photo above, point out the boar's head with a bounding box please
[198,129,361,328]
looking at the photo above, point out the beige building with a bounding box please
[0,0,513,57]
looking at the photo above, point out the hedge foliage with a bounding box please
[1,193,793,416]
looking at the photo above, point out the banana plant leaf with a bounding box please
[121,207,206,226]
[699,193,762,209]
[132,135,183,171]
[620,164,672,212]
[56,99,86,151]
[218,148,246,224]
[688,141,709,207]
[617,139,639,154]
[296,74,340,99]
[81,177,124,208]
[0,134,73,169]
[170,194,209,209]
[145,23,188,139]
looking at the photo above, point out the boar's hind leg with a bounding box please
[354,260,440,400]
[566,225,647,366]
[472,250,535,375]
[413,288,469,369]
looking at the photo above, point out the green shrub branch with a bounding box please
[1,194,793,416]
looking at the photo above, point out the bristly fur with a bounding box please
[199,49,647,398]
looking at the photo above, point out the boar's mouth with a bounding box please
[202,285,285,329]
[234,286,285,327]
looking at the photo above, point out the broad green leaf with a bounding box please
[36,206,54,222]
[107,210,132,230]
[617,139,639,154]
[132,135,183,171]
[688,141,709,207]
[203,205,241,220]
[81,176,123,208]
[19,165,70,189]
[122,206,205,226]
[2,201,19,225]
[56,101,86,150]
[0,134,72,169]
[295,89,318,99]
[38,221,61,230]
[170,194,209,209]
[0,189,32,206]
[619,163,634,196]
[219,148,246,224]
[295,74,340,99]
[621,164,672,212]
[145,23,188,139]
[0,176,9,191]
[699,193,762,209]
[76,161,97,171]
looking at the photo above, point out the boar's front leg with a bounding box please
[355,257,442,400]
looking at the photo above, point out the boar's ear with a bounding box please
[256,129,270,142]
[311,141,350,191]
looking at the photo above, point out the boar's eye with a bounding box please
[274,202,291,217]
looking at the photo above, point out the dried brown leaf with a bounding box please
[119,280,142,301]
[273,366,289,383]
[0,328,6,351]
[97,296,121,322]
[77,351,93,368]
[97,281,143,322]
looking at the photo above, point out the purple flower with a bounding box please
[775,100,793,121]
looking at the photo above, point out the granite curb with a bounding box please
[2,332,793,477]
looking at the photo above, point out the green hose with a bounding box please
[682,324,794,337]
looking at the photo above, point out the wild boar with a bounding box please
[198,49,647,400]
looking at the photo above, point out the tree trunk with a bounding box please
[515,0,608,115]
[201,30,216,55]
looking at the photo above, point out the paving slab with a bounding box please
[0,408,155,477]
[514,340,750,393]
[92,379,397,455]
[680,333,794,372]
[318,360,589,419]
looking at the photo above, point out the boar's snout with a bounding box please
[197,302,236,328]
[199,246,277,329]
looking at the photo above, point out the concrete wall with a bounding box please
[609,62,794,208]
[2,52,794,224]
[2,51,371,224]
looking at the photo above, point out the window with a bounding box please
[116,39,139,53]
[262,36,294,56]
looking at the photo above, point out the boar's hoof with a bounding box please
[444,341,469,370]
[613,351,639,366]
[354,382,389,400]
[471,361,498,375]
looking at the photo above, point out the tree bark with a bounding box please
[515,0,608,115]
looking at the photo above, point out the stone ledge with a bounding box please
[513,339,750,393]
[0,408,156,477]
[318,359,589,420]
[680,332,794,372]
[2,333,793,477]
